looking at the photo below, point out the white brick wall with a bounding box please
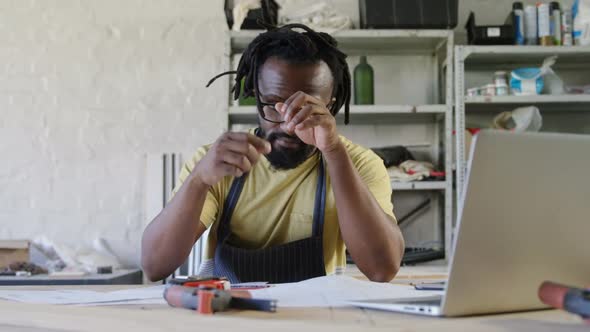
[0,0,228,266]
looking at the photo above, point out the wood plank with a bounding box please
[0,299,584,332]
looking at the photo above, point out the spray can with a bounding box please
[573,0,581,45]
[550,2,562,45]
[538,3,552,46]
[513,2,526,45]
[525,5,538,45]
[562,6,574,45]
[573,0,590,46]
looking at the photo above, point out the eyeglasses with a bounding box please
[257,100,334,124]
[258,101,286,124]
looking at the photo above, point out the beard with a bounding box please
[258,127,316,170]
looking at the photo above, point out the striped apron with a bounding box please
[212,156,327,284]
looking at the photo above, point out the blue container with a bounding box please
[510,68,545,95]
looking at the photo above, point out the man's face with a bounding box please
[257,57,334,170]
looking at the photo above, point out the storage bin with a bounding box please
[359,0,459,29]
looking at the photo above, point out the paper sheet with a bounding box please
[0,286,166,306]
[77,298,166,306]
[249,275,443,308]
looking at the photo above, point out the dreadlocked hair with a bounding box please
[207,23,352,124]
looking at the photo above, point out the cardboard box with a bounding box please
[0,240,30,269]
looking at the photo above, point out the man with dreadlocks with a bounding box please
[141,23,404,283]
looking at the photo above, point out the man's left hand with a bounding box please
[275,91,341,153]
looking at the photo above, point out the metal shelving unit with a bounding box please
[465,95,590,112]
[456,45,590,66]
[454,46,590,228]
[231,29,452,55]
[228,29,455,259]
[465,94,590,103]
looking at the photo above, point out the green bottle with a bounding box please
[354,56,374,105]
[238,77,256,106]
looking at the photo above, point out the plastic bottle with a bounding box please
[354,56,374,105]
[494,71,509,96]
[538,3,552,46]
[513,2,525,45]
[525,5,538,45]
[573,0,590,46]
[550,2,562,45]
[562,6,574,45]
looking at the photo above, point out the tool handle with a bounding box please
[539,281,590,319]
[230,297,277,312]
[164,285,199,310]
[164,284,277,314]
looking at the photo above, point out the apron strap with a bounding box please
[217,175,247,242]
[216,124,261,243]
[312,157,326,237]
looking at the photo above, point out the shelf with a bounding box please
[455,45,590,212]
[458,46,590,67]
[391,181,446,191]
[230,30,451,55]
[227,28,455,258]
[229,104,447,124]
[464,95,590,112]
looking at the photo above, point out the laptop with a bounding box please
[349,130,590,317]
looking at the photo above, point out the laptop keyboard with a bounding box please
[402,247,445,265]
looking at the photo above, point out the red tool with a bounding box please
[538,281,590,324]
[168,276,230,290]
[164,277,276,315]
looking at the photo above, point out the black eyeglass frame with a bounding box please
[256,98,335,124]
[257,101,285,124]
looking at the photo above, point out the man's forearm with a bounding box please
[323,143,404,282]
[141,173,209,281]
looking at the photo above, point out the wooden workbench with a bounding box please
[0,266,586,332]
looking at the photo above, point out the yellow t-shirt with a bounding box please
[173,133,396,275]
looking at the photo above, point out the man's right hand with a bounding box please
[193,132,272,187]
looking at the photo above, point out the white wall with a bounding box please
[0,0,227,266]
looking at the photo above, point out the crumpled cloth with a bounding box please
[388,160,435,182]
[232,0,262,31]
[280,2,353,33]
